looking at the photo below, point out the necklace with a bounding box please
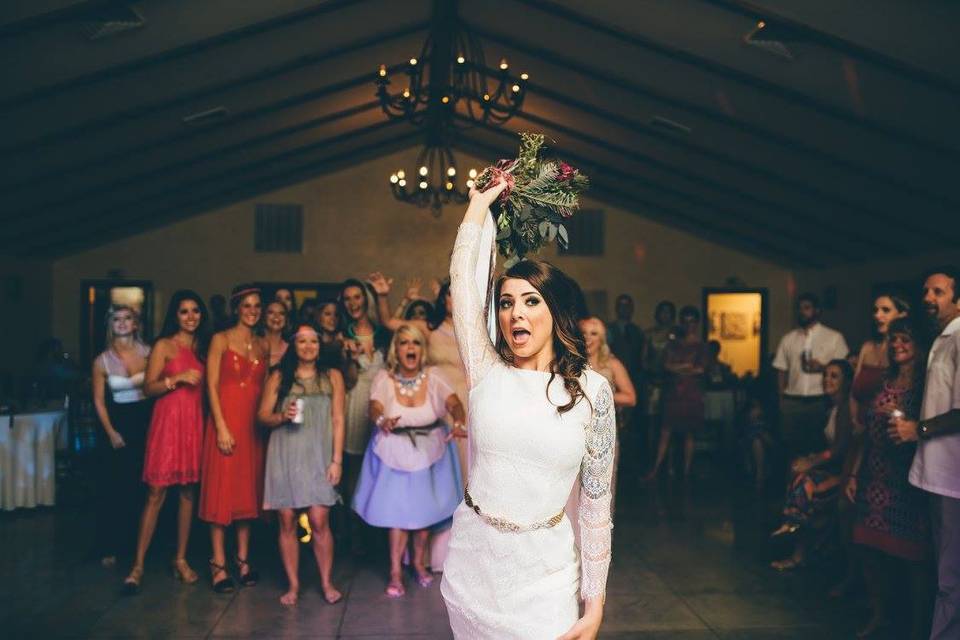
[394,370,426,397]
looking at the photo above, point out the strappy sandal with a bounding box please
[172,558,199,584]
[414,569,433,588]
[385,580,405,598]
[209,559,235,593]
[234,556,259,587]
[122,565,143,595]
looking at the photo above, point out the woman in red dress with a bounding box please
[124,290,210,593]
[200,285,268,592]
[646,305,707,480]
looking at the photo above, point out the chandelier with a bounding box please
[388,134,479,216]
[377,0,527,213]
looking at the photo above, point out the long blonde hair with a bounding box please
[581,316,612,369]
[386,323,429,373]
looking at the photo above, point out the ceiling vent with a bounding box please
[182,106,230,127]
[82,4,145,41]
[743,20,796,61]
[650,116,692,136]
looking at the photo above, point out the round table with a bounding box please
[0,410,67,510]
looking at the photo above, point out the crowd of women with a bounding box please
[91,274,638,606]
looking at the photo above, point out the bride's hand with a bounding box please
[465,178,509,218]
[556,603,602,640]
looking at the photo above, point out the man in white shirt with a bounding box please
[890,266,960,639]
[772,292,849,457]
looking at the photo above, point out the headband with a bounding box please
[230,287,261,301]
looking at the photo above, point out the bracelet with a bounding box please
[375,414,386,427]
[331,460,342,466]
[164,376,175,391]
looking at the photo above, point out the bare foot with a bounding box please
[280,587,299,606]
[322,584,343,604]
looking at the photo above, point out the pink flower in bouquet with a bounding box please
[482,159,516,202]
[556,161,578,182]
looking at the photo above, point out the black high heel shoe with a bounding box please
[235,556,259,587]
[208,559,235,594]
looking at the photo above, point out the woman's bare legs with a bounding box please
[277,510,300,605]
[307,506,341,603]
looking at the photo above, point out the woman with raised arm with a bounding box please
[440,181,614,640]
[199,285,269,593]
[123,291,210,593]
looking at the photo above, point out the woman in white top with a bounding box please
[91,305,151,568]
[440,182,614,639]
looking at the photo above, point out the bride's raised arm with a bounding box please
[578,381,615,603]
[448,182,507,390]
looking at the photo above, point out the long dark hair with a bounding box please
[495,260,588,415]
[339,278,390,352]
[157,289,211,360]
[274,322,341,410]
[427,280,450,330]
[871,289,911,341]
[886,318,926,391]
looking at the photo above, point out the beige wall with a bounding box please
[52,148,795,357]
[796,250,960,351]
[0,256,53,375]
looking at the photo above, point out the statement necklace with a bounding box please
[395,370,426,397]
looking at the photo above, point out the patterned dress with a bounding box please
[852,380,929,561]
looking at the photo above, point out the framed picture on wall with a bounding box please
[702,288,769,378]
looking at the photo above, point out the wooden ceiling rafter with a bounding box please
[471,25,960,209]
[510,0,960,158]
[0,20,429,155]
[697,0,960,95]
[1,117,406,246]
[27,130,424,257]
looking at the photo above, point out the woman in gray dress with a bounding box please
[258,323,345,607]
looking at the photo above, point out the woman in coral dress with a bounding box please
[199,285,268,592]
[124,290,210,593]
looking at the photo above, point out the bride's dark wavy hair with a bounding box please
[495,259,588,415]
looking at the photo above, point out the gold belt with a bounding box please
[464,487,565,533]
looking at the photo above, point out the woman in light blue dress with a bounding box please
[352,323,466,598]
[258,323,345,607]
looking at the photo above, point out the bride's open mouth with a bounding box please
[511,328,531,347]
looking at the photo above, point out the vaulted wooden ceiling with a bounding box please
[1,0,958,266]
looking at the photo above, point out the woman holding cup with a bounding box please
[259,322,346,606]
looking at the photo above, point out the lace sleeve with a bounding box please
[449,219,500,389]
[578,380,615,602]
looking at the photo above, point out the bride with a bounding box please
[440,180,614,639]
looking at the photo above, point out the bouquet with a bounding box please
[473,133,589,267]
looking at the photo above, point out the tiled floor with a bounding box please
[1,460,868,639]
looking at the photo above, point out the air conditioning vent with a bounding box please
[255,204,303,253]
[82,5,145,41]
[559,209,604,257]
[650,116,692,136]
[182,106,230,127]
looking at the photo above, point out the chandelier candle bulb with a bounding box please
[499,58,509,70]
[398,179,407,187]
[378,64,387,77]
[419,181,428,189]
[447,167,456,176]
[397,170,405,179]
[521,73,529,80]
[457,55,465,64]
[410,57,418,65]
[390,174,399,184]
[419,166,428,176]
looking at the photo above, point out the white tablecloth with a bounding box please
[0,410,66,510]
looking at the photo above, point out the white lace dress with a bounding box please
[440,220,615,639]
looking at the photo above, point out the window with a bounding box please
[255,204,303,253]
